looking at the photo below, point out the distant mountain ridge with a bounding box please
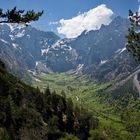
[0,23,59,76]
[0,16,138,82]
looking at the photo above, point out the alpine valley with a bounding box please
[0,16,140,140]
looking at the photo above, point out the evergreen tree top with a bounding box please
[128,10,140,26]
[126,10,140,60]
[0,7,43,25]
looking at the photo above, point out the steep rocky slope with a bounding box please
[0,17,130,75]
[0,23,59,75]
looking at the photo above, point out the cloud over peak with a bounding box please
[57,4,113,38]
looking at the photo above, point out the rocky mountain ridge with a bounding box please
[0,16,139,83]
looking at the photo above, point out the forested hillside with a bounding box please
[0,59,99,140]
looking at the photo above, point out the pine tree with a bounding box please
[45,85,51,96]
[126,10,140,60]
[0,7,43,25]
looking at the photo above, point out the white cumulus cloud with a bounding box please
[57,4,113,38]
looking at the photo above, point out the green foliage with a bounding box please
[0,7,43,24]
[0,60,98,140]
[0,128,9,140]
[120,101,140,139]
[59,134,79,140]
[88,129,104,140]
[126,10,140,60]
[32,71,140,140]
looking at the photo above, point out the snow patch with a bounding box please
[115,47,126,54]
[68,46,72,51]
[51,40,66,49]
[9,35,15,40]
[59,40,64,44]
[35,61,39,66]
[34,77,41,82]
[77,64,84,71]
[115,48,122,53]
[1,23,25,32]
[15,30,25,38]
[100,60,108,64]
[41,48,49,55]
[27,34,30,38]
[12,43,18,49]
[119,47,126,54]
[28,70,36,75]
[0,39,8,44]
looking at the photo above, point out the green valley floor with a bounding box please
[32,72,140,139]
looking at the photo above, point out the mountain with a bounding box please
[0,17,129,72]
[85,48,139,82]
[0,16,140,140]
[0,16,138,82]
[0,23,59,77]
[41,16,132,74]
[82,16,140,82]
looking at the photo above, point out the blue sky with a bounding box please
[0,0,138,37]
